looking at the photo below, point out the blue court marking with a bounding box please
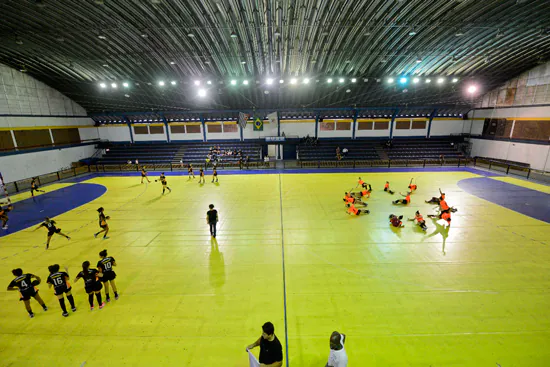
[0,183,107,237]
[457,177,550,223]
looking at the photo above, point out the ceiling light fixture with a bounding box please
[171,81,177,85]
[387,78,394,84]
[100,83,107,88]
[455,29,464,37]
[243,80,249,85]
[290,78,297,84]
[207,80,212,85]
[339,78,345,83]
[437,77,445,84]
[425,78,431,84]
[230,31,238,38]
[408,27,417,36]
[303,78,310,84]
[279,79,284,84]
[198,89,207,97]
[452,78,458,83]
[98,35,107,40]
[194,81,200,86]
[123,82,129,88]
[416,58,422,63]
[351,78,357,83]
[327,78,333,83]
[111,83,117,88]
[399,77,407,84]
[158,81,165,86]
[413,78,420,83]
[241,61,246,64]
[231,80,237,85]
[187,33,195,37]
[274,28,281,37]
[468,85,478,94]
[170,61,176,65]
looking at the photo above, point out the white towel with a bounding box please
[248,349,260,367]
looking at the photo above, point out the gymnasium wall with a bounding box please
[470,138,550,171]
[0,144,96,182]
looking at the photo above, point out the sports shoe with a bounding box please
[99,302,106,309]
[106,296,111,303]
[94,233,98,238]
[43,306,48,311]
[2,225,7,230]
[90,306,94,311]
[103,236,109,240]
[366,210,370,214]
[62,312,69,317]
[29,313,35,318]
[67,237,71,241]
[114,293,119,300]
[72,307,77,312]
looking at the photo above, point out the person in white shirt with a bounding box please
[326,331,348,367]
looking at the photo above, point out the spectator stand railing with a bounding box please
[293,158,473,169]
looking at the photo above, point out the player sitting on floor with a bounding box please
[346,203,369,216]
[393,192,411,205]
[343,193,367,207]
[389,214,405,228]
[1,204,13,230]
[408,178,418,193]
[384,181,395,195]
[428,211,451,228]
[408,211,427,231]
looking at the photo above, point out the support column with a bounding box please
[161,114,170,142]
[314,112,319,139]
[426,109,437,138]
[389,109,399,139]
[10,130,17,148]
[123,115,134,143]
[201,115,207,142]
[48,129,55,146]
[352,109,358,140]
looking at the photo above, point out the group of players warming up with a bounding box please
[342,177,456,231]
[7,249,119,318]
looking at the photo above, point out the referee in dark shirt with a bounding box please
[206,204,218,238]
[246,322,283,367]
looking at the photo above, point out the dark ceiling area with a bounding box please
[1,0,549,114]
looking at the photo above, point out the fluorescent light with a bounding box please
[122,82,129,88]
[452,78,459,83]
[194,81,200,86]
[198,89,206,97]
[425,78,431,84]
[111,83,117,88]
[170,61,176,65]
[171,81,177,85]
[290,78,297,84]
[100,83,107,88]
[303,78,310,84]
[327,78,333,83]
[230,80,237,85]
[266,78,273,85]
[387,78,394,83]
[339,78,345,83]
[399,77,407,84]
[351,78,357,83]
[207,80,212,85]
[413,78,420,83]
[243,80,249,85]
[437,77,445,84]
[158,81,165,86]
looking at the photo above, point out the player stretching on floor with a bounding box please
[408,178,418,193]
[408,211,428,231]
[1,204,13,230]
[199,168,205,184]
[94,207,110,239]
[384,181,395,195]
[34,217,70,249]
[389,214,405,228]
[97,249,119,302]
[346,203,370,216]
[188,164,195,179]
[393,191,411,205]
[155,173,172,194]
[428,211,452,228]
[30,177,45,197]
[7,268,47,318]
[344,193,367,207]
[212,168,218,183]
[75,261,105,310]
[141,167,151,184]
[46,264,76,317]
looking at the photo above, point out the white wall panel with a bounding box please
[98,126,131,142]
[470,138,550,170]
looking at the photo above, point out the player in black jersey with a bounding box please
[34,217,70,249]
[47,264,77,317]
[7,268,48,318]
[75,261,105,310]
[1,204,13,230]
[198,168,205,184]
[141,167,151,184]
[188,164,195,179]
[155,173,172,194]
[97,249,119,302]
[30,177,45,197]
[211,167,218,183]
[206,204,218,238]
[94,207,110,239]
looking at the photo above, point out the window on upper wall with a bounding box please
[186,125,201,134]
[223,124,238,133]
[149,125,164,134]
[411,121,427,129]
[358,121,373,130]
[336,121,351,130]
[134,125,148,134]
[207,124,222,133]
[374,121,389,130]
[395,121,411,129]
[320,121,335,130]
[170,125,186,134]
[14,129,52,148]
[0,131,15,150]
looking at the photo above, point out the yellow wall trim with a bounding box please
[0,125,96,131]
[281,119,315,123]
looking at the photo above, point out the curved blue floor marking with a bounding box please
[1,183,107,237]
[457,177,550,223]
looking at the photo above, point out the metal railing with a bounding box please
[292,158,473,169]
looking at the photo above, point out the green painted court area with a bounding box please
[1,172,549,366]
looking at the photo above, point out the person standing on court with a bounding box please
[246,321,283,367]
[326,331,348,367]
[206,204,218,238]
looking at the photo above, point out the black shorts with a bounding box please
[54,285,72,296]
[85,282,103,293]
[101,272,116,282]
[48,228,61,236]
[20,288,38,301]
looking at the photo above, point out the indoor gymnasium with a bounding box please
[1,1,550,367]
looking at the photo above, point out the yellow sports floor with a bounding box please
[1,172,550,366]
